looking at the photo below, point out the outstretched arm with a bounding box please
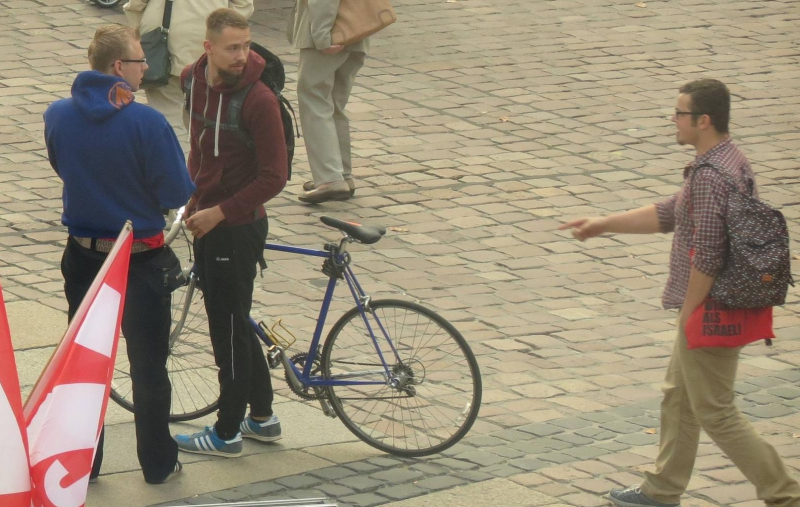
[559,204,661,241]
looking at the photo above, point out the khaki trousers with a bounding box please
[143,76,189,148]
[297,49,365,185]
[641,314,800,506]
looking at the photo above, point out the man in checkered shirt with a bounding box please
[561,79,800,507]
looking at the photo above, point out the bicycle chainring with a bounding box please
[285,351,327,400]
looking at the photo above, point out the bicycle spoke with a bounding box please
[323,300,481,457]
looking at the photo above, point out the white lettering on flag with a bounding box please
[73,283,121,358]
[27,384,104,467]
[0,386,30,495]
[44,459,90,507]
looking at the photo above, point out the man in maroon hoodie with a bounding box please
[174,8,288,457]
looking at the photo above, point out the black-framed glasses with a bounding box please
[674,109,706,116]
[120,58,147,64]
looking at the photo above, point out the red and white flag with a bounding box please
[0,280,32,507]
[24,225,133,507]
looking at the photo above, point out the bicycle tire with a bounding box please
[110,275,220,422]
[321,299,481,457]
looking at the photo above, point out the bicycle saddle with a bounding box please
[320,216,386,244]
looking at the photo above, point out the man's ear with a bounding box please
[698,113,713,131]
[203,40,212,55]
[110,60,124,79]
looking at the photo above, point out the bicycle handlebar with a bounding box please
[164,206,186,246]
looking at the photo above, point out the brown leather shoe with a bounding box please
[298,181,352,204]
[303,178,355,196]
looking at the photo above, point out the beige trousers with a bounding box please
[143,76,188,145]
[297,49,365,185]
[641,314,800,506]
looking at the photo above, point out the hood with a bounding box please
[71,71,135,122]
[186,50,266,157]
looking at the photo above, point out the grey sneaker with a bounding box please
[609,486,679,507]
[173,426,242,457]
[240,415,282,442]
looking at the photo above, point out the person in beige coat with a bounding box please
[289,0,368,203]
[124,0,254,137]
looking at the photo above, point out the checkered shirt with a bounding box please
[655,138,756,309]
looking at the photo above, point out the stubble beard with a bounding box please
[218,68,243,87]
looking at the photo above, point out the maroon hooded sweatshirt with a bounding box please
[182,50,287,226]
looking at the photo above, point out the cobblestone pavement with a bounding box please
[2,0,800,506]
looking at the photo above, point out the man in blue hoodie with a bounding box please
[44,24,195,485]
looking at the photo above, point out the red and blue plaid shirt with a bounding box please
[655,138,756,309]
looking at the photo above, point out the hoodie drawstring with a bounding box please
[214,97,222,157]
[187,77,195,144]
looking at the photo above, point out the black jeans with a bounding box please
[61,238,179,484]
[193,217,273,440]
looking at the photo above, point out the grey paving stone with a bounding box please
[767,386,800,400]
[370,468,425,483]
[454,450,507,467]
[344,462,383,474]
[414,475,467,491]
[274,474,323,489]
[744,404,796,418]
[316,483,356,497]
[366,456,404,468]
[235,481,288,497]
[553,433,596,446]
[338,476,385,492]
[600,421,647,434]
[538,452,575,464]
[517,423,566,437]
[211,489,250,502]
[508,457,549,471]
[431,457,478,471]
[551,417,596,430]
[309,466,358,481]
[563,446,612,460]
[339,493,387,507]
[375,483,427,500]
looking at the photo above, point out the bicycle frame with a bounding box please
[251,241,402,389]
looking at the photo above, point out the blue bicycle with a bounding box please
[111,213,482,457]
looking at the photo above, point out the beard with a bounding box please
[218,67,243,87]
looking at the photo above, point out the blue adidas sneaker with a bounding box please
[173,426,242,457]
[240,415,282,442]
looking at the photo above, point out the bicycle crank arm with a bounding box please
[315,392,337,419]
[279,350,308,395]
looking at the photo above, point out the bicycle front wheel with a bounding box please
[111,274,219,422]
[321,299,481,457]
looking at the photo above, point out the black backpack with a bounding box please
[692,163,794,308]
[182,42,298,180]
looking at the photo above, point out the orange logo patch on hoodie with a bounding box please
[108,82,133,109]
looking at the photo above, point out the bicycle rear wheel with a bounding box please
[110,274,220,422]
[321,299,481,457]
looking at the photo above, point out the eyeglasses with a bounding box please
[120,58,147,65]
[674,109,706,117]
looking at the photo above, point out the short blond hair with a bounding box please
[206,8,249,41]
[88,25,140,71]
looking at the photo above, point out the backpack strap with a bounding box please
[182,63,196,113]
[227,84,255,149]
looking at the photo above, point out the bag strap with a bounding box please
[162,0,175,32]
[693,162,754,198]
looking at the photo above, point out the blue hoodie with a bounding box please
[44,71,195,239]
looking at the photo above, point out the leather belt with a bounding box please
[73,236,154,254]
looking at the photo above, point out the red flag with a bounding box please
[0,280,31,507]
[24,224,132,507]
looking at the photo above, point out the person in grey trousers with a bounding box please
[288,0,368,204]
